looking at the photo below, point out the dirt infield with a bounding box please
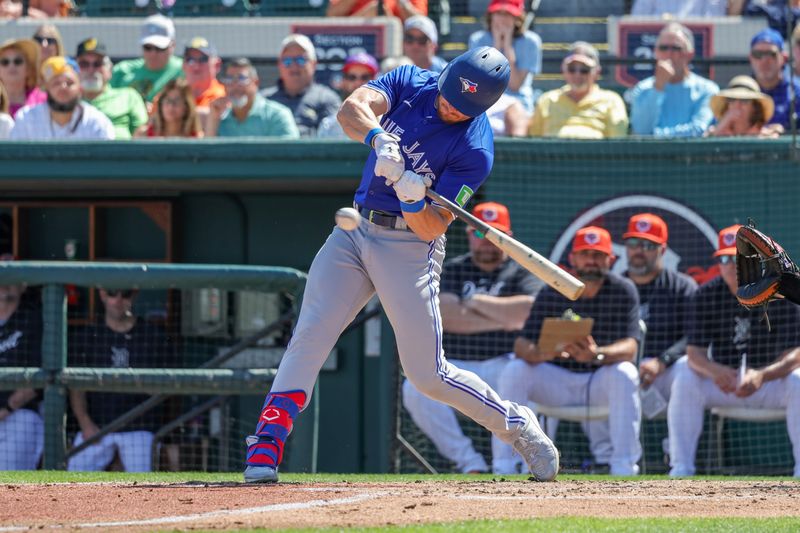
[1,479,799,531]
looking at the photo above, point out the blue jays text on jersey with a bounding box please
[354,65,496,216]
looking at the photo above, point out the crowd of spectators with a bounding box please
[0,1,797,141]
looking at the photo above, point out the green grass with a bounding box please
[1,471,798,484]
[186,518,800,532]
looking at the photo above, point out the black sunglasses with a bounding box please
[143,44,167,52]
[106,289,135,299]
[404,34,430,46]
[78,59,104,69]
[657,44,684,52]
[0,57,24,67]
[344,73,372,82]
[566,65,591,75]
[33,35,56,46]
[624,238,660,251]
[717,255,734,265]
[751,49,779,60]
[185,55,210,65]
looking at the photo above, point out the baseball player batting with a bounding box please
[243,47,558,483]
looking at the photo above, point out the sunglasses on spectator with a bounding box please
[344,73,373,82]
[404,34,430,46]
[624,238,660,251]
[0,57,24,67]
[185,55,210,65]
[566,65,591,75]
[78,59,103,69]
[281,56,308,67]
[220,73,252,85]
[33,35,56,46]
[717,255,735,265]
[143,44,167,53]
[162,96,185,106]
[751,49,779,60]
[657,44,684,52]
[106,290,135,299]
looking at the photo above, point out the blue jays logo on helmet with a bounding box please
[437,46,510,117]
[460,77,478,94]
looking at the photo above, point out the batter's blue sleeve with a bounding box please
[366,65,420,114]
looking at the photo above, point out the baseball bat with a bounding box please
[426,189,585,301]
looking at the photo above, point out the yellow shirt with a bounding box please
[528,85,629,139]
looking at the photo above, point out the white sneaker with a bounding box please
[511,406,559,481]
[610,463,640,476]
[668,467,694,477]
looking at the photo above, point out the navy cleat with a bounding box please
[512,406,559,481]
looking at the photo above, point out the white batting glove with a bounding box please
[394,170,432,204]
[372,132,404,185]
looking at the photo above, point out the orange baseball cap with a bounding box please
[623,213,668,245]
[713,224,742,257]
[572,226,613,256]
[472,202,511,233]
[487,0,524,18]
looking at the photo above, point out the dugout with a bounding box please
[1,137,798,475]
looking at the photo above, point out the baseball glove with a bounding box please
[735,224,800,309]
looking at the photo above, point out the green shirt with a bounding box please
[85,86,148,140]
[110,56,183,102]
[218,94,300,138]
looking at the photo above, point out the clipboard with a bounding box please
[536,317,594,355]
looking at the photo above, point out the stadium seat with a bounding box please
[709,406,787,473]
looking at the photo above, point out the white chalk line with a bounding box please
[453,494,787,502]
[0,490,388,531]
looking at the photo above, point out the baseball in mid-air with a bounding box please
[335,207,361,231]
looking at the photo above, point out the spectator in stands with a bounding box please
[496,226,642,475]
[621,213,697,416]
[0,0,71,18]
[77,38,148,141]
[318,52,379,138]
[0,38,46,119]
[68,289,175,472]
[326,0,426,20]
[0,273,43,470]
[792,24,800,76]
[528,42,628,139]
[207,58,298,139]
[631,0,735,16]
[486,93,528,137]
[468,0,542,112]
[110,14,183,104]
[668,224,800,478]
[0,82,13,138]
[32,24,64,68]
[706,75,777,137]
[403,203,543,474]
[11,56,115,140]
[749,28,799,132]
[740,0,800,38]
[182,36,224,114]
[262,34,341,138]
[629,23,719,137]
[403,15,447,73]
[135,77,202,138]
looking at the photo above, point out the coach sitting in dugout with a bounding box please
[496,226,642,476]
[68,289,176,472]
[402,202,543,474]
[667,224,800,478]
[621,213,697,417]
[528,41,628,139]
[0,273,43,471]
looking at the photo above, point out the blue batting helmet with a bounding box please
[437,46,510,117]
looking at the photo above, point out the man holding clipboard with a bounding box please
[494,226,643,475]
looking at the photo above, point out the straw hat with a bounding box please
[710,75,774,123]
[0,38,41,87]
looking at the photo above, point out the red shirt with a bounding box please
[328,0,427,17]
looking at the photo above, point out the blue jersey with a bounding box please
[355,65,495,216]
